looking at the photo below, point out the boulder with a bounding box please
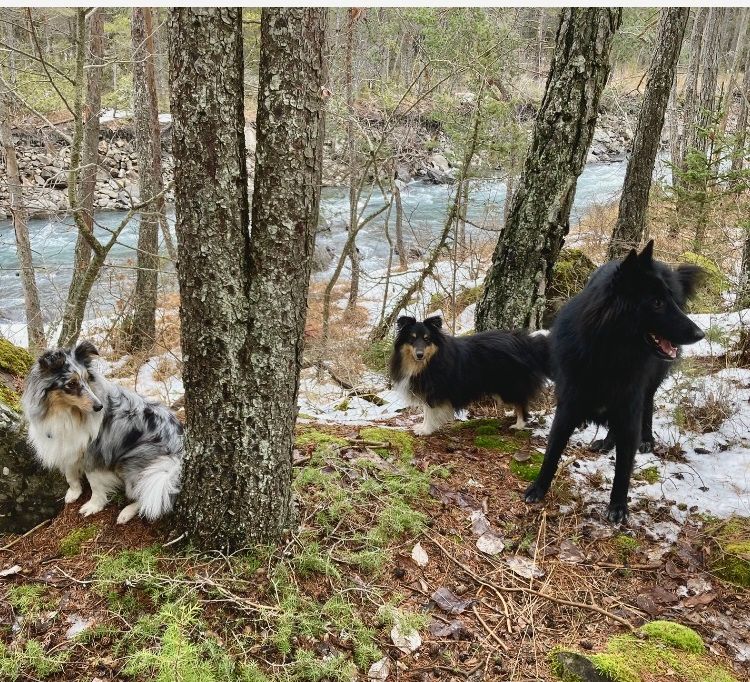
[311,243,335,272]
[0,340,66,535]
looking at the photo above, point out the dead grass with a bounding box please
[676,391,737,434]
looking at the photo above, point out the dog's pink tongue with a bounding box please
[658,337,678,358]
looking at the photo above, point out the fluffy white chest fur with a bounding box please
[28,409,103,473]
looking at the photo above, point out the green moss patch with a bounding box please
[295,430,347,451]
[452,418,502,431]
[0,339,33,377]
[634,466,659,484]
[552,621,737,682]
[59,524,99,557]
[705,517,750,587]
[545,248,596,326]
[509,452,544,481]
[360,427,414,460]
[362,338,392,374]
[475,434,516,452]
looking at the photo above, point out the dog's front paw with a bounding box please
[79,500,105,517]
[607,502,629,525]
[509,422,527,431]
[413,423,434,436]
[638,440,654,454]
[64,486,83,503]
[524,481,548,504]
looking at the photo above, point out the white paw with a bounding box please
[65,487,83,503]
[413,423,434,436]
[116,504,139,525]
[509,422,526,431]
[79,500,105,517]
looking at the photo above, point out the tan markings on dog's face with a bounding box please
[46,372,98,418]
[400,341,438,376]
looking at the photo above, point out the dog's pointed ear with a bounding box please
[396,316,416,331]
[619,247,639,272]
[74,340,99,365]
[638,240,655,264]
[676,263,705,300]
[38,349,67,373]
[424,315,443,330]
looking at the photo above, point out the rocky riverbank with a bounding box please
[1,99,639,220]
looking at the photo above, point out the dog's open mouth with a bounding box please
[647,333,678,359]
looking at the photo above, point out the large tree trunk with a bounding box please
[0,92,45,353]
[607,8,689,259]
[475,9,621,332]
[129,7,161,351]
[58,9,103,346]
[171,7,326,550]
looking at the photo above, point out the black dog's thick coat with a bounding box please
[525,241,705,522]
[390,315,550,434]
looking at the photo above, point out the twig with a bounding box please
[0,519,51,552]
[426,531,635,631]
[163,532,187,548]
[473,604,509,651]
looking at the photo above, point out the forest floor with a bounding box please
[1,402,749,681]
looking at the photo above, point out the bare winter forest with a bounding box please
[1,6,750,682]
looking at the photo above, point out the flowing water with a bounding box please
[0,161,636,336]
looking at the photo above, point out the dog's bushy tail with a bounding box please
[528,331,552,379]
[132,454,182,520]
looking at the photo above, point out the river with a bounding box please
[0,161,639,335]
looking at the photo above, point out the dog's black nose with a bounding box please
[93,403,103,412]
[415,352,424,359]
[688,325,705,344]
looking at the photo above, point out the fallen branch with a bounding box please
[426,531,635,631]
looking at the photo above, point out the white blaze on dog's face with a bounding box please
[396,315,442,376]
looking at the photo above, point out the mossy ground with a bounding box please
[705,517,750,587]
[552,621,737,682]
[0,424,441,680]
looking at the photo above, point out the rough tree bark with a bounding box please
[59,9,103,346]
[129,7,161,351]
[345,8,361,315]
[0,90,45,352]
[607,8,689,259]
[171,7,326,550]
[731,48,750,178]
[475,9,621,332]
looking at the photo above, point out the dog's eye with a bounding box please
[66,380,79,389]
[652,298,665,311]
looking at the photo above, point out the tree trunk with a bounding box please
[731,48,750,178]
[171,7,326,550]
[678,8,707,181]
[345,8,360,315]
[0,91,45,352]
[58,9,103,346]
[476,9,621,332]
[692,7,727,250]
[393,172,407,271]
[720,8,749,134]
[129,7,161,351]
[607,8,689,259]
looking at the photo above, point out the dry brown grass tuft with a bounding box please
[676,390,736,434]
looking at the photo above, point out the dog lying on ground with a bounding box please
[390,315,550,435]
[22,341,183,524]
[524,241,705,523]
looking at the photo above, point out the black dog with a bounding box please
[390,315,550,435]
[524,241,705,523]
